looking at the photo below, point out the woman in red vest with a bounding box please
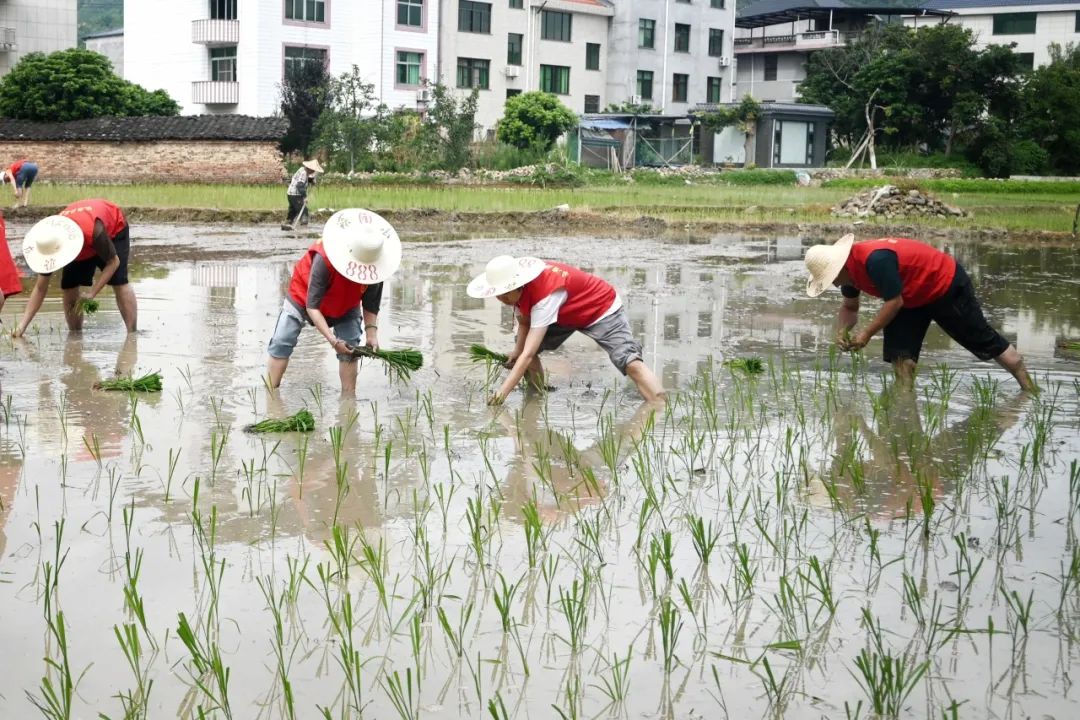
[2,159,38,207]
[14,198,137,336]
[266,208,401,395]
[0,212,23,319]
[804,234,1034,391]
[467,256,665,405]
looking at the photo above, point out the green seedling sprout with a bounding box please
[244,409,315,433]
[94,372,163,392]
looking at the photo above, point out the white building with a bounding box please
[124,0,440,116]
[916,1,1080,68]
[607,0,737,113]
[0,0,78,78]
[84,28,124,77]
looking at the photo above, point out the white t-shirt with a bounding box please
[523,289,623,328]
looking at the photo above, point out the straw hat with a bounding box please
[302,159,324,174]
[804,233,855,297]
[22,215,85,274]
[321,208,402,284]
[467,255,547,298]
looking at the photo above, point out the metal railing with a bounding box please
[192,80,239,105]
[192,18,240,46]
[734,29,852,52]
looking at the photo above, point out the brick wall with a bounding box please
[0,140,285,184]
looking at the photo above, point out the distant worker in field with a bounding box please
[13,198,137,337]
[804,234,1035,391]
[467,256,665,405]
[1,159,38,207]
[284,159,323,229]
[0,213,23,318]
[266,208,400,396]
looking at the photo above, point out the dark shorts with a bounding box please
[287,194,307,224]
[539,307,643,374]
[60,225,130,289]
[15,162,37,188]
[883,264,1009,363]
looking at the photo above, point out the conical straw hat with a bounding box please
[804,233,855,297]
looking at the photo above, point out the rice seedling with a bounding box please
[350,345,424,381]
[469,344,509,364]
[175,612,234,719]
[94,372,163,392]
[244,409,315,433]
[75,298,99,315]
[658,596,684,674]
[724,357,765,375]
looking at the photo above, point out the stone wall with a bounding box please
[0,140,285,184]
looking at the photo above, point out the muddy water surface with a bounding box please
[1,225,1079,719]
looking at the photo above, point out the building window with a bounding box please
[284,0,325,23]
[706,76,721,103]
[639,19,655,48]
[541,10,572,42]
[457,57,490,89]
[459,1,491,33]
[210,46,237,81]
[586,43,600,71]
[711,0,725,8]
[510,0,523,8]
[764,54,778,81]
[992,12,1036,35]
[507,88,522,99]
[1016,52,1035,71]
[674,23,690,53]
[637,70,653,99]
[584,94,600,113]
[284,46,326,76]
[507,33,523,65]
[397,0,423,27]
[708,28,724,57]
[1076,11,1080,32]
[210,0,237,20]
[540,64,570,94]
[672,73,688,102]
[396,51,423,85]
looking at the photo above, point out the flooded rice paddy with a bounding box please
[1,225,1079,719]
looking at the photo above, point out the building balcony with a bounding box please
[192,19,239,47]
[734,29,861,54]
[0,27,16,52]
[192,80,239,105]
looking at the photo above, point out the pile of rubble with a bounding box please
[832,185,968,219]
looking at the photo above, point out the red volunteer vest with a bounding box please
[60,199,127,262]
[288,240,368,319]
[517,262,617,329]
[845,238,956,308]
[9,160,23,177]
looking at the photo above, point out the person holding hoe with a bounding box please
[266,208,400,396]
[467,256,665,405]
[1,159,39,208]
[284,159,323,229]
[804,233,1034,391]
[14,198,138,337]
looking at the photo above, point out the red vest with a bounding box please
[9,160,23,177]
[60,199,127,262]
[845,238,956,308]
[517,261,617,329]
[288,240,368,319]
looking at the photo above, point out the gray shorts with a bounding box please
[267,301,362,361]
[539,307,643,375]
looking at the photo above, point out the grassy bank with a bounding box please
[19,180,1079,234]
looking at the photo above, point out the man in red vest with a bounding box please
[15,198,137,336]
[467,256,665,405]
[804,234,1034,390]
[266,208,401,395]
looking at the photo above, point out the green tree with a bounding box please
[1020,43,1080,175]
[420,83,479,171]
[497,91,577,152]
[279,59,332,156]
[0,49,178,121]
[314,65,381,173]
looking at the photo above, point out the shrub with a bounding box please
[497,92,578,152]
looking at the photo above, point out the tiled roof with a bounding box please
[0,115,289,142]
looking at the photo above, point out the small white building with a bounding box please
[916,1,1080,68]
[607,0,737,113]
[124,0,440,116]
[0,0,78,79]
[84,28,124,77]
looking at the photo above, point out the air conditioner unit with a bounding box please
[718,56,731,68]
[416,88,432,103]
[505,66,520,78]
[629,94,642,105]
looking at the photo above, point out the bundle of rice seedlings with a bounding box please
[469,344,509,364]
[244,409,315,433]
[723,357,765,375]
[94,371,163,392]
[77,298,100,315]
[1057,338,1080,351]
[350,345,424,381]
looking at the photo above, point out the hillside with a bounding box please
[78,0,123,39]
